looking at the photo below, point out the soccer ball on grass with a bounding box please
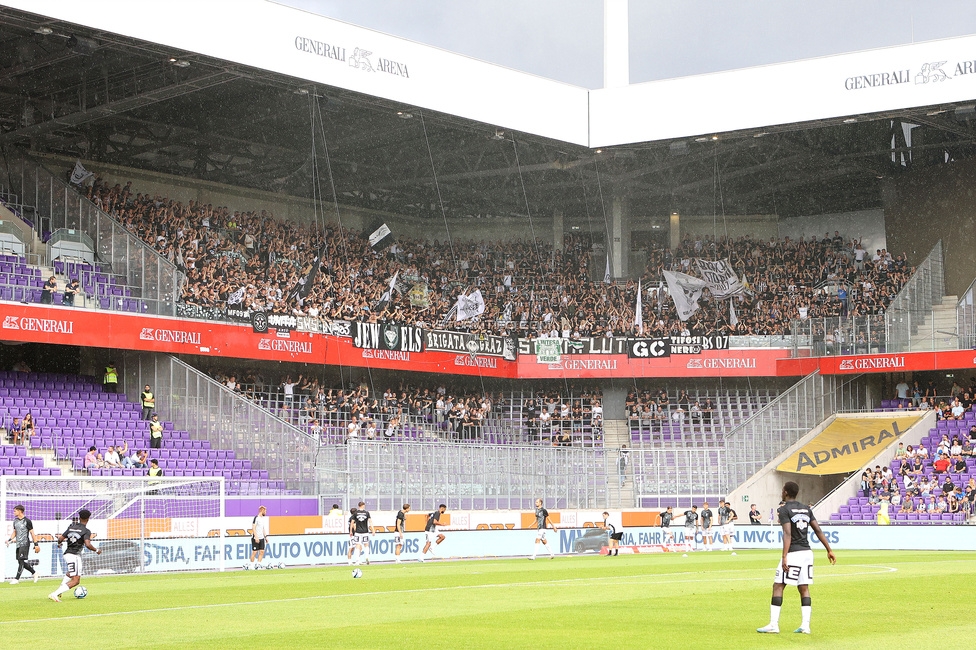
[352,568,363,578]
[74,586,88,599]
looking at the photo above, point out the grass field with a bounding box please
[1,550,974,648]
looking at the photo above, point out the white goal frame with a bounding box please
[1,476,225,581]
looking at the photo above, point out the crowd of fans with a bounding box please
[206,367,603,445]
[83,176,913,337]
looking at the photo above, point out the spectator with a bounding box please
[83,446,97,469]
[9,417,23,445]
[748,504,763,524]
[63,278,80,306]
[40,275,57,304]
[103,445,122,469]
[148,414,163,449]
[346,416,360,441]
[933,453,951,475]
[123,448,146,469]
[20,413,35,444]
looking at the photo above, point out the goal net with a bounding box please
[1,476,225,580]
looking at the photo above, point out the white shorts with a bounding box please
[426,530,442,544]
[63,552,82,577]
[774,549,815,586]
[722,523,735,537]
[662,528,675,541]
[394,533,404,545]
[535,530,547,542]
[351,534,370,546]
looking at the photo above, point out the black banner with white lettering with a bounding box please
[626,338,671,359]
[667,335,731,354]
[352,321,425,352]
[425,330,518,360]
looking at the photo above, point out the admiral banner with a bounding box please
[425,330,518,360]
[776,415,921,475]
[352,321,425,352]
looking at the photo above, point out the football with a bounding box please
[277,562,286,569]
[74,586,88,599]
[352,568,363,578]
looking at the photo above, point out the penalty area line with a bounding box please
[0,565,897,625]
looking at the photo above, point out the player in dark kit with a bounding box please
[659,506,675,544]
[394,504,410,564]
[700,502,714,551]
[49,509,100,602]
[601,511,623,556]
[6,505,40,584]
[349,501,373,566]
[683,505,698,550]
[757,481,836,635]
[530,498,556,559]
[421,504,447,561]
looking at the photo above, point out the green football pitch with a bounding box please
[1,550,974,649]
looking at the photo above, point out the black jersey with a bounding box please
[777,500,815,551]
[700,508,713,527]
[535,507,549,530]
[425,510,442,532]
[683,510,698,527]
[727,508,738,523]
[395,510,407,533]
[12,517,33,546]
[717,505,730,525]
[352,509,371,534]
[660,511,673,527]
[61,521,91,555]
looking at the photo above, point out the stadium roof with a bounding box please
[0,1,974,222]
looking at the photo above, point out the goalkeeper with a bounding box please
[6,505,40,584]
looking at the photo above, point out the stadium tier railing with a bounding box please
[721,372,870,495]
[957,275,976,351]
[0,154,184,316]
[122,353,317,495]
[315,440,618,512]
[790,240,946,356]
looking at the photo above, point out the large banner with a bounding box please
[777,415,922,475]
[351,321,425,352]
[425,330,518,360]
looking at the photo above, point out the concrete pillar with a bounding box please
[553,209,564,252]
[669,212,681,250]
[611,194,630,278]
[603,0,630,89]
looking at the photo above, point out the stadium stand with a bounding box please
[0,370,293,495]
[74,175,913,337]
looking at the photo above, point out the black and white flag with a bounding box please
[456,289,486,321]
[663,270,708,321]
[69,161,94,186]
[226,286,246,305]
[289,246,325,303]
[368,223,394,250]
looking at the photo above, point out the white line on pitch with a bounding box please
[0,564,897,625]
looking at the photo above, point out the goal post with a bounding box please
[1,476,225,581]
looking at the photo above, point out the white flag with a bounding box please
[663,270,708,321]
[456,289,486,321]
[695,259,745,298]
[604,253,611,283]
[729,297,738,327]
[634,280,643,335]
[227,286,246,305]
[69,161,93,186]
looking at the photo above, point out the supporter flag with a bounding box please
[375,271,399,311]
[288,246,325,303]
[634,280,643,335]
[729,298,738,327]
[663,270,707,321]
[695,259,745,298]
[226,286,246,306]
[367,222,394,250]
[456,289,486,321]
[408,281,429,308]
[604,253,611,283]
[69,161,93,186]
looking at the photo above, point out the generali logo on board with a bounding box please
[838,356,906,371]
[2,315,74,334]
[139,327,202,345]
[258,338,313,355]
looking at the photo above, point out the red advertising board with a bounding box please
[781,350,976,376]
[516,348,786,379]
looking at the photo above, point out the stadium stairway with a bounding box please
[908,296,958,351]
[604,420,636,508]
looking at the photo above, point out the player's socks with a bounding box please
[800,597,811,630]
[53,582,70,597]
[766,596,783,630]
[33,573,39,583]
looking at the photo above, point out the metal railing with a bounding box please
[883,240,945,352]
[957,276,976,351]
[314,440,614,512]
[0,154,184,315]
[721,372,869,494]
[122,353,317,494]
[791,315,887,357]
[633,447,725,508]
